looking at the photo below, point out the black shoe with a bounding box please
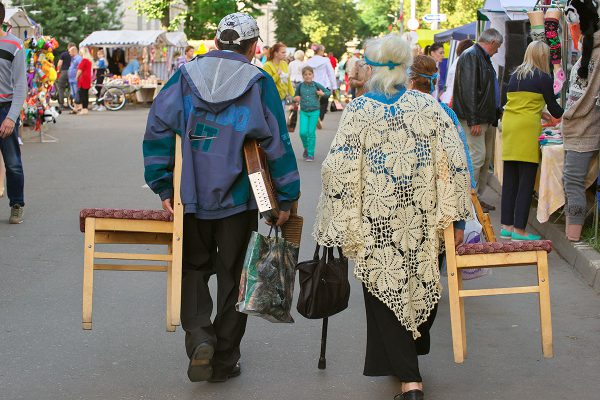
[187,342,214,382]
[208,362,241,383]
[479,200,496,212]
[394,390,424,400]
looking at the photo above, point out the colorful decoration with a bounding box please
[21,35,60,130]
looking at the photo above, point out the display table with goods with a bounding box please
[96,75,161,110]
[536,143,598,224]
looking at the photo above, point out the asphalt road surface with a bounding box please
[1,106,599,400]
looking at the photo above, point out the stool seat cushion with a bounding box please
[80,208,173,232]
[456,240,552,256]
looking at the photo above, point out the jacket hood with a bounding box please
[306,55,331,69]
[180,50,264,114]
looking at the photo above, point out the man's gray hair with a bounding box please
[479,28,504,44]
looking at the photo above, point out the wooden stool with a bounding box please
[80,135,183,332]
[444,194,553,363]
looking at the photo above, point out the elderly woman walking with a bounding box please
[313,35,472,400]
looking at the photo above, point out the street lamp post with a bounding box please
[431,0,439,30]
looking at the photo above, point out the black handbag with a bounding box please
[296,245,350,319]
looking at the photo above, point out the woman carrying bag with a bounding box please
[313,34,471,400]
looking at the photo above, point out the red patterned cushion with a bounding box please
[456,240,552,256]
[79,208,173,232]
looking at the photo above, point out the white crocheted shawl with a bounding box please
[313,90,472,338]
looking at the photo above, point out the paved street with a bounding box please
[1,106,599,400]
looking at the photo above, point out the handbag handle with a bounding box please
[312,244,344,262]
[268,226,281,240]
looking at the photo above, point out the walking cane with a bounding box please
[318,317,328,369]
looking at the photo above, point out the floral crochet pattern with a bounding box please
[313,91,472,338]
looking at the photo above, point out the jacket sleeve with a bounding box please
[317,82,331,97]
[256,73,301,210]
[326,63,338,89]
[7,44,26,122]
[540,73,564,118]
[285,62,294,97]
[142,70,186,201]
[456,54,479,126]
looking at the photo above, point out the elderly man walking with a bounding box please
[453,28,503,212]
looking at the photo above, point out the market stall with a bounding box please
[478,1,592,228]
[434,22,477,43]
[79,30,188,102]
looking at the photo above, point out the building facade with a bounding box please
[256,1,278,47]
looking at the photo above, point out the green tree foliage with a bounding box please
[401,0,485,31]
[131,0,269,38]
[273,0,310,50]
[357,0,398,37]
[441,0,485,28]
[273,0,359,57]
[13,0,122,51]
[357,0,484,37]
[131,0,174,29]
[184,0,269,39]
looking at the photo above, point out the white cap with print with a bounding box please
[216,12,261,45]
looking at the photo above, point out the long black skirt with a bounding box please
[362,266,440,382]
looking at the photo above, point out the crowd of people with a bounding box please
[56,43,109,114]
[2,2,600,399]
[139,7,600,400]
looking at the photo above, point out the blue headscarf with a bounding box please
[415,71,439,94]
[364,55,402,70]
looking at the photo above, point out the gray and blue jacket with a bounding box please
[143,50,300,219]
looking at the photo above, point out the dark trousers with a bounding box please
[56,72,69,107]
[0,104,25,207]
[501,160,538,230]
[362,254,442,382]
[319,94,329,121]
[181,210,257,372]
[95,70,106,105]
[78,88,89,109]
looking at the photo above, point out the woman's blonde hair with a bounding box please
[80,46,93,61]
[514,40,550,80]
[294,49,305,61]
[365,34,413,96]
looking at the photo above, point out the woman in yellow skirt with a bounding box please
[500,41,563,240]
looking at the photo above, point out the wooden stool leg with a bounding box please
[457,272,467,360]
[165,244,176,332]
[537,251,553,358]
[171,231,183,327]
[82,218,96,330]
[447,257,466,363]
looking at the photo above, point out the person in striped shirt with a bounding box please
[0,2,27,224]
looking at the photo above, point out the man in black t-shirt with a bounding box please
[55,42,75,109]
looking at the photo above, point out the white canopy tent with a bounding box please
[80,30,189,81]
[80,30,169,48]
[4,7,36,40]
